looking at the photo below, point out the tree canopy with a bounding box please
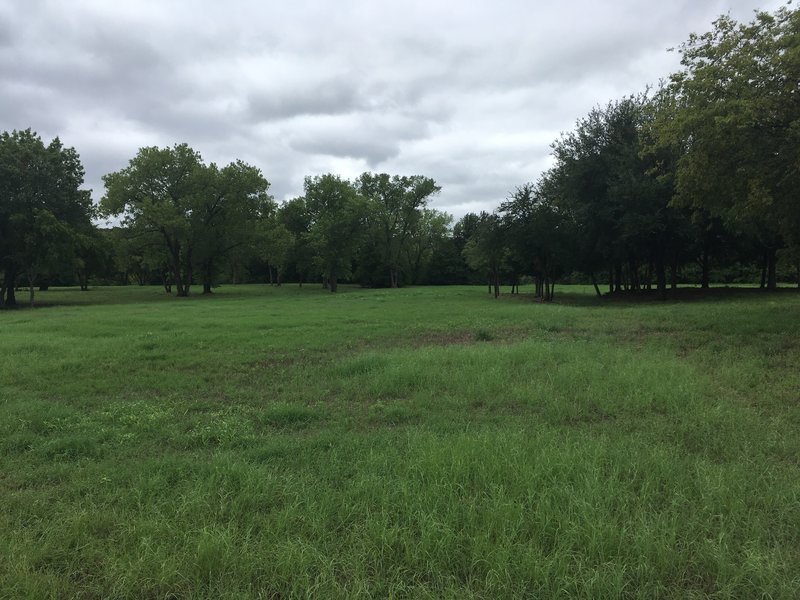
[0,129,93,306]
[101,144,272,296]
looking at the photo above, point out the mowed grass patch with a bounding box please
[1,284,799,598]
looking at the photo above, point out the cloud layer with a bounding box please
[0,0,784,219]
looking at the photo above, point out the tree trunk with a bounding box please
[202,260,214,294]
[760,252,767,288]
[670,259,678,290]
[700,245,710,289]
[175,271,189,296]
[614,264,623,293]
[169,248,187,297]
[493,272,500,298]
[656,257,667,300]
[390,268,399,288]
[27,269,36,308]
[629,259,639,291]
[161,269,172,294]
[184,263,193,296]
[766,248,777,290]
[4,268,17,307]
[329,272,338,293]
[590,271,602,298]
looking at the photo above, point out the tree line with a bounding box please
[452,4,800,299]
[1,4,798,306]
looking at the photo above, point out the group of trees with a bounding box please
[0,137,457,302]
[276,172,445,292]
[102,160,450,296]
[459,3,799,299]
[0,130,97,307]
[101,144,274,297]
[0,132,470,305]
[1,5,797,306]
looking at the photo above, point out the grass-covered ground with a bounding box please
[1,284,798,598]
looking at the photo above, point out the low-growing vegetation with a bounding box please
[1,284,798,598]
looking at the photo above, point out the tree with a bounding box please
[664,4,800,289]
[452,212,484,284]
[462,212,507,298]
[73,228,113,291]
[499,183,539,294]
[261,220,294,285]
[102,145,271,296]
[102,144,203,297]
[356,173,440,287]
[402,209,452,284]
[550,103,626,293]
[106,226,162,286]
[278,197,315,286]
[191,161,273,294]
[549,95,683,298]
[303,174,368,292]
[0,129,94,307]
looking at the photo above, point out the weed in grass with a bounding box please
[473,328,494,341]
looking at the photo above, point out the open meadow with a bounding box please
[1,284,799,598]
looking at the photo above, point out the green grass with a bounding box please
[1,284,799,598]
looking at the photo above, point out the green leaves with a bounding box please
[303,174,367,288]
[102,145,272,295]
[0,129,93,305]
[356,172,440,286]
[667,5,799,245]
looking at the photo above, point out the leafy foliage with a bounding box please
[0,129,93,306]
[101,145,271,296]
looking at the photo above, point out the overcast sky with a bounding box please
[0,0,785,221]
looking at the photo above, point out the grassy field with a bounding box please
[1,284,799,598]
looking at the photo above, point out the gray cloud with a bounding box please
[0,0,786,220]
[247,78,364,122]
[286,112,431,166]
